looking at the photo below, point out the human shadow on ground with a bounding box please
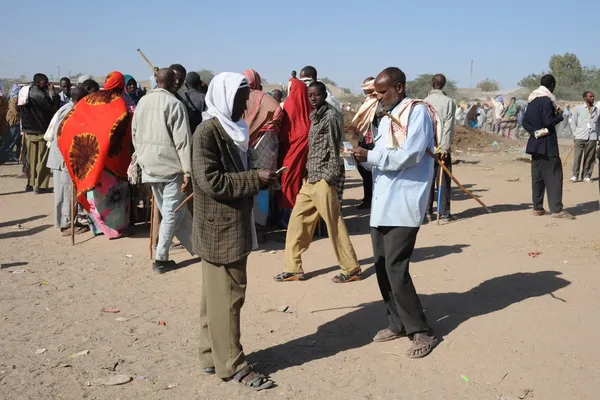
[451,187,489,202]
[0,214,47,229]
[453,203,531,220]
[0,190,29,197]
[248,271,570,375]
[565,200,599,217]
[0,224,52,240]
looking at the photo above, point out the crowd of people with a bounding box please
[0,62,598,391]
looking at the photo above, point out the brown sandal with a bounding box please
[406,333,439,359]
[532,209,546,216]
[331,268,362,283]
[226,365,274,391]
[373,328,406,342]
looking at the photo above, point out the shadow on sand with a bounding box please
[248,271,570,375]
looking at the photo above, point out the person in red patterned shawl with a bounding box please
[58,71,133,239]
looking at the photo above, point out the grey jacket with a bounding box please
[132,88,192,179]
[570,105,599,141]
[424,89,456,152]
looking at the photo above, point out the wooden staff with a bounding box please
[562,144,575,167]
[71,183,76,246]
[137,48,157,72]
[437,159,444,225]
[381,111,492,214]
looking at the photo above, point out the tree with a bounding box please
[517,53,599,100]
[406,74,457,99]
[321,77,337,86]
[477,78,500,92]
[197,69,215,84]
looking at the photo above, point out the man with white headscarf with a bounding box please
[132,68,195,273]
[192,72,275,390]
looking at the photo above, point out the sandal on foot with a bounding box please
[551,211,575,220]
[273,272,305,282]
[202,367,215,375]
[373,328,406,342]
[153,260,177,274]
[406,333,439,359]
[532,209,546,216]
[226,365,274,391]
[331,268,362,283]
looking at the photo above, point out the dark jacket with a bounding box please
[191,118,261,265]
[182,89,206,133]
[20,85,60,134]
[522,96,563,157]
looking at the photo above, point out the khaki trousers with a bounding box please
[199,257,249,379]
[25,133,50,189]
[284,179,359,274]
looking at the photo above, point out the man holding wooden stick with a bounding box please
[351,67,439,359]
[132,68,195,273]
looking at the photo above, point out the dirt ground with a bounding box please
[1,139,600,400]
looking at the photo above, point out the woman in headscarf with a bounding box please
[277,78,312,227]
[500,97,519,139]
[123,74,141,106]
[466,104,479,128]
[242,69,284,232]
[58,71,133,239]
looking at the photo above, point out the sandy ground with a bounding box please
[1,143,600,400]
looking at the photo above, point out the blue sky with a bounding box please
[2,0,598,92]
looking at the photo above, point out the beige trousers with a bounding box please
[25,133,50,189]
[284,179,359,274]
[199,257,249,379]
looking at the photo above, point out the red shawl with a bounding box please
[243,69,283,146]
[57,71,132,211]
[278,78,312,209]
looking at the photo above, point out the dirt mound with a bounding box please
[453,125,518,151]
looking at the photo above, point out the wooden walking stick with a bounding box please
[437,159,444,225]
[562,144,575,167]
[71,183,76,246]
[137,48,157,72]
[380,111,492,214]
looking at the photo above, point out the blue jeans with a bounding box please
[150,175,194,261]
[0,126,21,162]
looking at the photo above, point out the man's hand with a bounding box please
[258,169,276,186]
[351,147,369,163]
[440,152,448,161]
[181,175,190,193]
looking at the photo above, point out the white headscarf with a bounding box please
[203,72,250,152]
[77,74,93,85]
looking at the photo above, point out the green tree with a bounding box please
[477,78,500,92]
[518,53,600,100]
[321,77,337,86]
[406,74,457,99]
[197,69,215,84]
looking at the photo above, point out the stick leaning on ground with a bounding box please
[562,144,575,167]
[380,111,492,214]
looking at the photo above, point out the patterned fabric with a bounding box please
[86,170,130,238]
[306,103,343,187]
[58,82,132,212]
[252,130,279,171]
[387,100,440,149]
[191,119,261,265]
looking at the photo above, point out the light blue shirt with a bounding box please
[364,98,435,228]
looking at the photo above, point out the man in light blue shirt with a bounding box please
[352,67,438,359]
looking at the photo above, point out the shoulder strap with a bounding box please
[184,92,200,113]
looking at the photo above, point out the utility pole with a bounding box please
[470,60,474,89]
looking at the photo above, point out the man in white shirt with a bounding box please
[132,68,194,273]
[569,91,599,182]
